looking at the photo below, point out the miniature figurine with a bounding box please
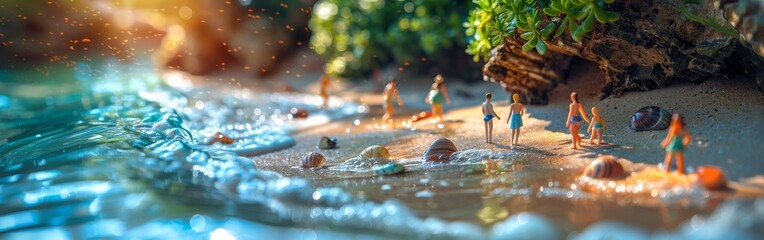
[660,113,691,174]
[425,74,451,122]
[587,107,607,145]
[506,93,525,148]
[482,93,501,143]
[382,77,404,125]
[319,74,331,109]
[565,92,590,149]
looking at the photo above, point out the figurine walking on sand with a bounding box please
[319,74,331,109]
[661,113,691,174]
[566,92,590,149]
[425,74,450,122]
[482,93,501,143]
[587,107,607,145]
[382,77,404,125]
[507,93,525,148]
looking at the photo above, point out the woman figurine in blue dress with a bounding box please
[506,93,525,148]
[661,113,691,174]
[425,74,450,123]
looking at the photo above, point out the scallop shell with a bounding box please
[423,138,457,163]
[318,136,337,149]
[374,162,404,175]
[584,156,625,179]
[696,165,727,190]
[359,145,390,163]
[629,106,671,131]
[300,152,325,168]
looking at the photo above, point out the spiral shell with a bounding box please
[423,138,457,163]
[696,165,727,190]
[374,162,404,175]
[300,152,325,168]
[359,145,390,163]
[584,156,625,179]
[629,106,671,131]
[318,136,337,149]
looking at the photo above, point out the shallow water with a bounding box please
[1,63,763,239]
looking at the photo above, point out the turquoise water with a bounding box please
[1,62,763,240]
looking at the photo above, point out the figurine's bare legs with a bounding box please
[675,152,685,174]
[512,128,520,145]
[570,122,580,149]
[432,104,444,122]
[484,121,493,143]
[588,131,595,144]
[663,152,673,172]
[321,95,329,109]
[382,105,394,127]
[596,130,603,145]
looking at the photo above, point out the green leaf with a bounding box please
[520,31,534,40]
[554,19,567,37]
[536,39,547,55]
[543,7,560,16]
[582,10,596,32]
[592,4,608,23]
[522,36,538,51]
[541,23,555,39]
[604,11,620,22]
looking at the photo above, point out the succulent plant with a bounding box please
[466,0,620,61]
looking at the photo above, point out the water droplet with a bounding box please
[190,214,206,232]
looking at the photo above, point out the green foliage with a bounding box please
[466,0,620,61]
[679,0,738,37]
[309,0,472,77]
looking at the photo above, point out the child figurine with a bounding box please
[565,92,590,149]
[382,77,404,125]
[660,113,691,174]
[425,74,451,122]
[482,93,501,143]
[587,107,606,145]
[506,93,525,148]
[319,74,331,109]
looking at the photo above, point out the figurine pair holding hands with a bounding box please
[482,93,524,148]
[566,92,607,149]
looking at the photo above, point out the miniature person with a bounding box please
[425,74,451,122]
[382,77,404,124]
[319,74,331,109]
[660,113,691,174]
[565,92,590,149]
[482,93,501,143]
[587,107,607,145]
[506,93,525,147]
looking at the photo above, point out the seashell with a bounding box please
[359,145,390,163]
[584,156,625,179]
[629,106,671,131]
[206,132,234,145]
[696,165,727,190]
[318,136,337,149]
[289,108,309,119]
[374,162,404,175]
[424,138,457,163]
[300,152,325,168]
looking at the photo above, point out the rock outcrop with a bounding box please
[483,0,764,104]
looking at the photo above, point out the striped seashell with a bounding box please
[696,165,727,190]
[374,162,404,175]
[629,106,671,131]
[423,138,457,163]
[300,152,325,168]
[318,136,337,149]
[359,145,390,163]
[584,156,625,179]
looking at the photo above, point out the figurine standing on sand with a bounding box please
[482,93,501,143]
[506,93,525,148]
[587,107,607,145]
[565,92,590,149]
[660,113,691,174]
[425,74,451,122]
[382,77,404,124]
[319,74,331,109]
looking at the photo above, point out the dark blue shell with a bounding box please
[629,106,671,131]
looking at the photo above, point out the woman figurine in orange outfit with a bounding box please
[660,113,692,174]
[319,74,331,109]
[565,92,589,149]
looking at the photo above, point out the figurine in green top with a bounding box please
[587,107,606,145]
[565,92,590,150]
[660,113,692,174]
[425,74,451,123]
